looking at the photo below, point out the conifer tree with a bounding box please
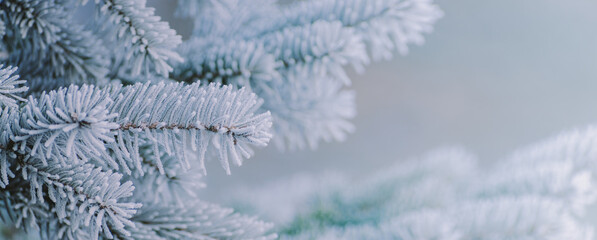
[0,0,442,239]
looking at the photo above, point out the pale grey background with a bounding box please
[148,0,597,198]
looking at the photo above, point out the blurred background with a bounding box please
[149,0,597,200]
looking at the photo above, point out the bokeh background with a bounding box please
[148,0,597,200]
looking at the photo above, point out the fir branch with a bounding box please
[174,0,442,150]
[0,107,18,188]
[259,0,443,60]
[1,0,109,85]
[261,20,369,85]
[14,84,118,163]
[8,158,140,240]
[0,1,450,238]
[107,82,272,175]
[176,20,367,86]
[10,81,271,177]
[172,39,279,87]
[0,65,28,108]
[1,80,273,237]
[95,0,183,77]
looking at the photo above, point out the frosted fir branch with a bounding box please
[1,0,64,39]
[172,39,279,87]
[107,82,272,175]
[9,81,271,176]
[125,201,277,240]
[1,0,109,85]
[30,24,109,83]
[176,20,367,87]
[95,0,183,77]
[14,84,118,164]
[0,80,273,238]
[5,159,140,240]
[0,65,28,108]
[178,2,370,84]
[257,0,443,60]
[261,20,369,85]
[175,0,442,151]
[0,107,18,188]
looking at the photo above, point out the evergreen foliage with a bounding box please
[0,0,442,239]
[174,0,443,149]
